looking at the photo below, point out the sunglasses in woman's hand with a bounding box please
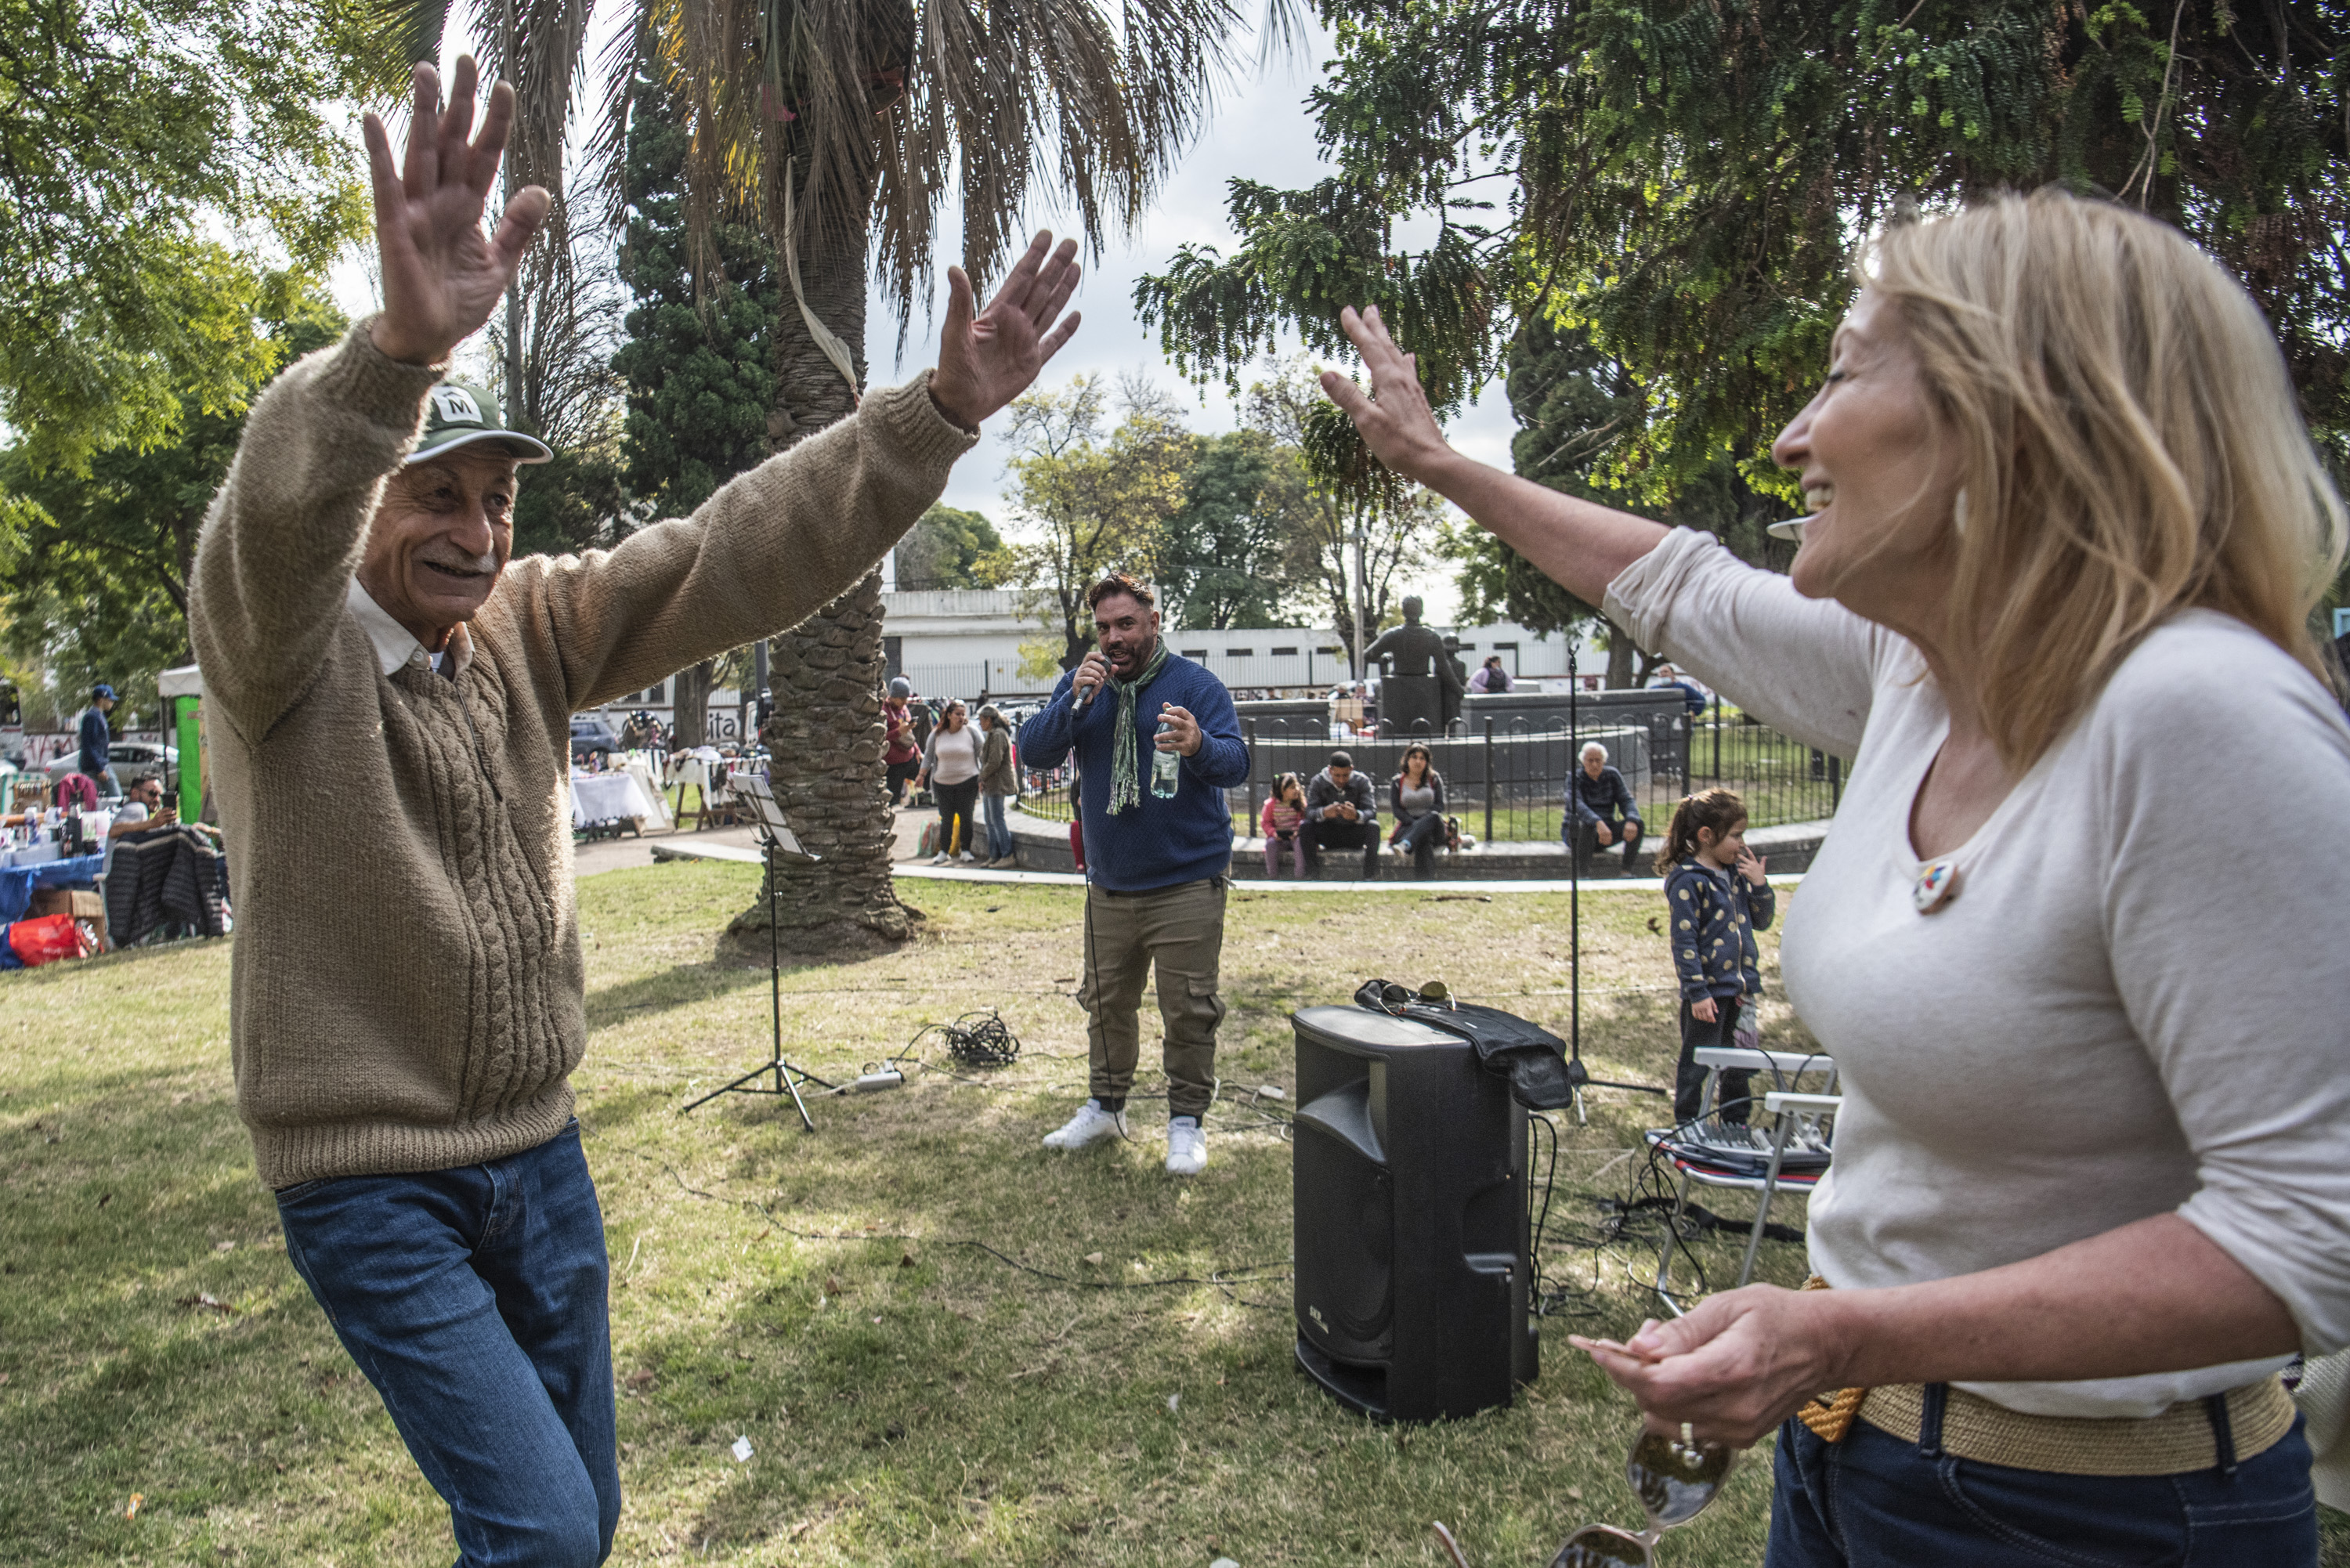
[1431,1425,1736,1568]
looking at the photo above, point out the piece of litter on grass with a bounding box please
[1083,1252,1104,1266]
[1166,1393,1180,1413]
[1256,1084,1285,1100]
[177,1292,236,1314]
[124,1493,144,1520]
[1210,1559,1238,1568]
[731,1436,754,1462]
[212,1241,236,1252]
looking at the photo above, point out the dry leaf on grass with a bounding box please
[178,1292,235,1314]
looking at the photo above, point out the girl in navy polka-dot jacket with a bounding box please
[1658,789,1775,1126]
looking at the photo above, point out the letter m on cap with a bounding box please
[431,385,483,425]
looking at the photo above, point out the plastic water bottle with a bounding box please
[1152,719,1180,799]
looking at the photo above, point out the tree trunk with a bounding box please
[671,659,717,746]
[728,146,908,950]
[1603,617,1637,690]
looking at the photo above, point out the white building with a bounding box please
[583,589,1594,731]
[879,589,1588,699]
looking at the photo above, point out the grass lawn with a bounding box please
[4,865,2343,1566]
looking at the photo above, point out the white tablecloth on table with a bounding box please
[570,771,660,827]
[1,840,61,869]
[618,756,672,828]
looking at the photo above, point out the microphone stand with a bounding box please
[1562,638,1667,1124]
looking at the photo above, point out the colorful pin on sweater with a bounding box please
[1914,857,1958,913]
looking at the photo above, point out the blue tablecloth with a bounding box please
[0,854,104,923]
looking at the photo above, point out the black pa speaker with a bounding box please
[1291,1004,1537,1422]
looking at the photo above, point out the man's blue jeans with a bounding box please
[277,1122,620,1567]
[1767,1397,2317,1566]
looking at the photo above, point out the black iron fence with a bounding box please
[1016,696,1846,842]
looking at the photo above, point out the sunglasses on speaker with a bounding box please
[1433,1425,1734,1567]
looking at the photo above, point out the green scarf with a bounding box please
[1105,639,1172,815]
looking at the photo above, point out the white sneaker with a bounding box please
[1042,1100,1128,1151]
[1166,1117,1207,1176]
[929,851,951,865]
[957,851,978,863]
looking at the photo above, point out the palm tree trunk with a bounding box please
[727,147,911,948]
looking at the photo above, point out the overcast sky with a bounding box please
[331,12,1521,621]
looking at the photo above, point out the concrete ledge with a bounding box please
[1002,805,1829,880]
[640,809,1831,887]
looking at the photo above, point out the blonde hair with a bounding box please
[1864,190,2347,768]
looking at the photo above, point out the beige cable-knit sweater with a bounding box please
[190,324,974,1188]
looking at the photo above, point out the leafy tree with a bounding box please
[895,505,1006,591]
[5,0,369,476]
[1442,318,1795,683]
[1001,377,1195,670]
[1244,359,1440,669]
[0,284,347,731]
[1158,429,1314,630]
[1137,0,2350,611]
[607,42,786,746]
[637,0,1261,948]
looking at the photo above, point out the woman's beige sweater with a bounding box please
[189,324,973,1188]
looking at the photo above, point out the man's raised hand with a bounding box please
[1321,305,1455,484]
[928,233,1083,430]
[362,57,550,367]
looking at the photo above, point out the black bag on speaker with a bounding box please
[1352,978,1574,1109]
[1292,1001,1539,1423]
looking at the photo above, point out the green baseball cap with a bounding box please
[407,378,555,466]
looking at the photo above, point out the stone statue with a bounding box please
[1439,634,1469,732]
[1363,596,1465,737]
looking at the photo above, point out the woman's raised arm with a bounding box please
[1321,306,1667,605]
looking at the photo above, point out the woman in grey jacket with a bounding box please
[976,704,1018,867]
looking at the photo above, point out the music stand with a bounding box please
[682,773,835,1128]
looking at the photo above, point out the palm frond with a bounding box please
[644,0,1250,349]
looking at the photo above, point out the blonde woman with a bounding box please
[1325,192,2350,1562]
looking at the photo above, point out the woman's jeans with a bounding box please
[1396,811,1446,878]
[276,1122,620,1568]
[934,778,979,857]
[1768,1396,2317,1566]
[982,790,1012,861]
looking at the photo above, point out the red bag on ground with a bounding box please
[8,912,92,966]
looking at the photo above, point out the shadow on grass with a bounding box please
[585,957,774,1031]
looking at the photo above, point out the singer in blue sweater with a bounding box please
[1019,573,1249,1175]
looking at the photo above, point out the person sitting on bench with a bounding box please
[1304,750,1381,877]
[1565,740,1644,874]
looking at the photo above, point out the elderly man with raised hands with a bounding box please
[187,59,1080,1568]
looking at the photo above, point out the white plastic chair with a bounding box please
[1643,1046,1840,1313]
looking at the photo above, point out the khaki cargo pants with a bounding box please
[1080,876,1228,1119]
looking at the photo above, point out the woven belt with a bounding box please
[1791,1279,2296,1476]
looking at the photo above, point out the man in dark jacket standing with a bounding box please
[1303,751,1381,877]
[1020,574,1249,1175]
[78,685,119,795]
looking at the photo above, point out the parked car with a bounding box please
[45,740,175,794]
[569,716,623,767]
